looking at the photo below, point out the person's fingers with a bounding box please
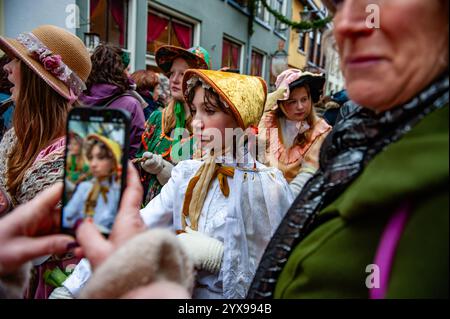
[142,152,153,159]
[109,162,145,245]
[76,220,113,269]
[30,183,63,216]
[73,247,85,259]
[5,183,63,236]
[144,157,156,167]
[15,234,74,262]
[122,162,143,210]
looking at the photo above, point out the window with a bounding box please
[251,50,264,76]
[222,38,242,72]
[298,32,306,52]
[274,0,287,35]
[147,10,194,55]
[255,0,269,24]
[89,0,129,48]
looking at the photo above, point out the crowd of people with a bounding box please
[0,0,448,299]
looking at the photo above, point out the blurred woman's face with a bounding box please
[68,138,82,155]
[88,145,114,179]
[281,86,312,122]
[3,58,21,103]
[334,0,448,112]
[168,58,189,101]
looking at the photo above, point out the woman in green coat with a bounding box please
[249,0,449,299]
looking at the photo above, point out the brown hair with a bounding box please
[85,139,114,161]
[7,61,70,198]
[86,43,129,93]
[186,80,234,116]
[130,69,159,93]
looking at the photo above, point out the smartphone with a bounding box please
[61,107,130,236]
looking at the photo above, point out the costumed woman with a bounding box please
[258,69,331,196]
[136,45,211,206]
[0,25,91,298]
[140,69,294,299]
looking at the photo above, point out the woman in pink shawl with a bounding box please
[258,69,331,195]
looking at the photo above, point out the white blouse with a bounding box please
[140,156,294,299]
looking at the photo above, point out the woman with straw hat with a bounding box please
[140,70,294,299]
[0,24,91,298]
[135,45,211,206]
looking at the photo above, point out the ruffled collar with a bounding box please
[198,144,258,170]
[264,112,331,164]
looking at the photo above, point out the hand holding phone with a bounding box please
[73,162,146,270]
[61,107,130,236]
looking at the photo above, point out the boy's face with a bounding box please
[88,144,114,179]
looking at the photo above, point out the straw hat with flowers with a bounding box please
[0,25,92,101]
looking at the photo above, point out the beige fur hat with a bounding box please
[79,229,194,299]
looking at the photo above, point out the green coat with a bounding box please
[136,110,194,206]
[275,105,449,298]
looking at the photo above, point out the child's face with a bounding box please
[168,58,189,101]
[282,86,312,122]
[190,86,239,152]
[88,144,114,179]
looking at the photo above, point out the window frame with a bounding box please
[273,0,288,40]
[221,36,245,74]
[88,0,130,49]
[250,48,266,77]
[146,2,200,68]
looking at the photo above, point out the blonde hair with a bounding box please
[162,98,193,135]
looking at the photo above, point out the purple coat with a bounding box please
[79,84,145,158]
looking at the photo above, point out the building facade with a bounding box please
[287,0,344,95]
[1,0,348,93]
[0,0,295,86]
[147,0,292,86]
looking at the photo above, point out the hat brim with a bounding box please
[183,69,267,129]
[0,36,72,100]
[155,45,209,75]
[289,74,325,103]
[86,134,122,169]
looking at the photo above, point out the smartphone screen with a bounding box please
[61,107,130,236]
